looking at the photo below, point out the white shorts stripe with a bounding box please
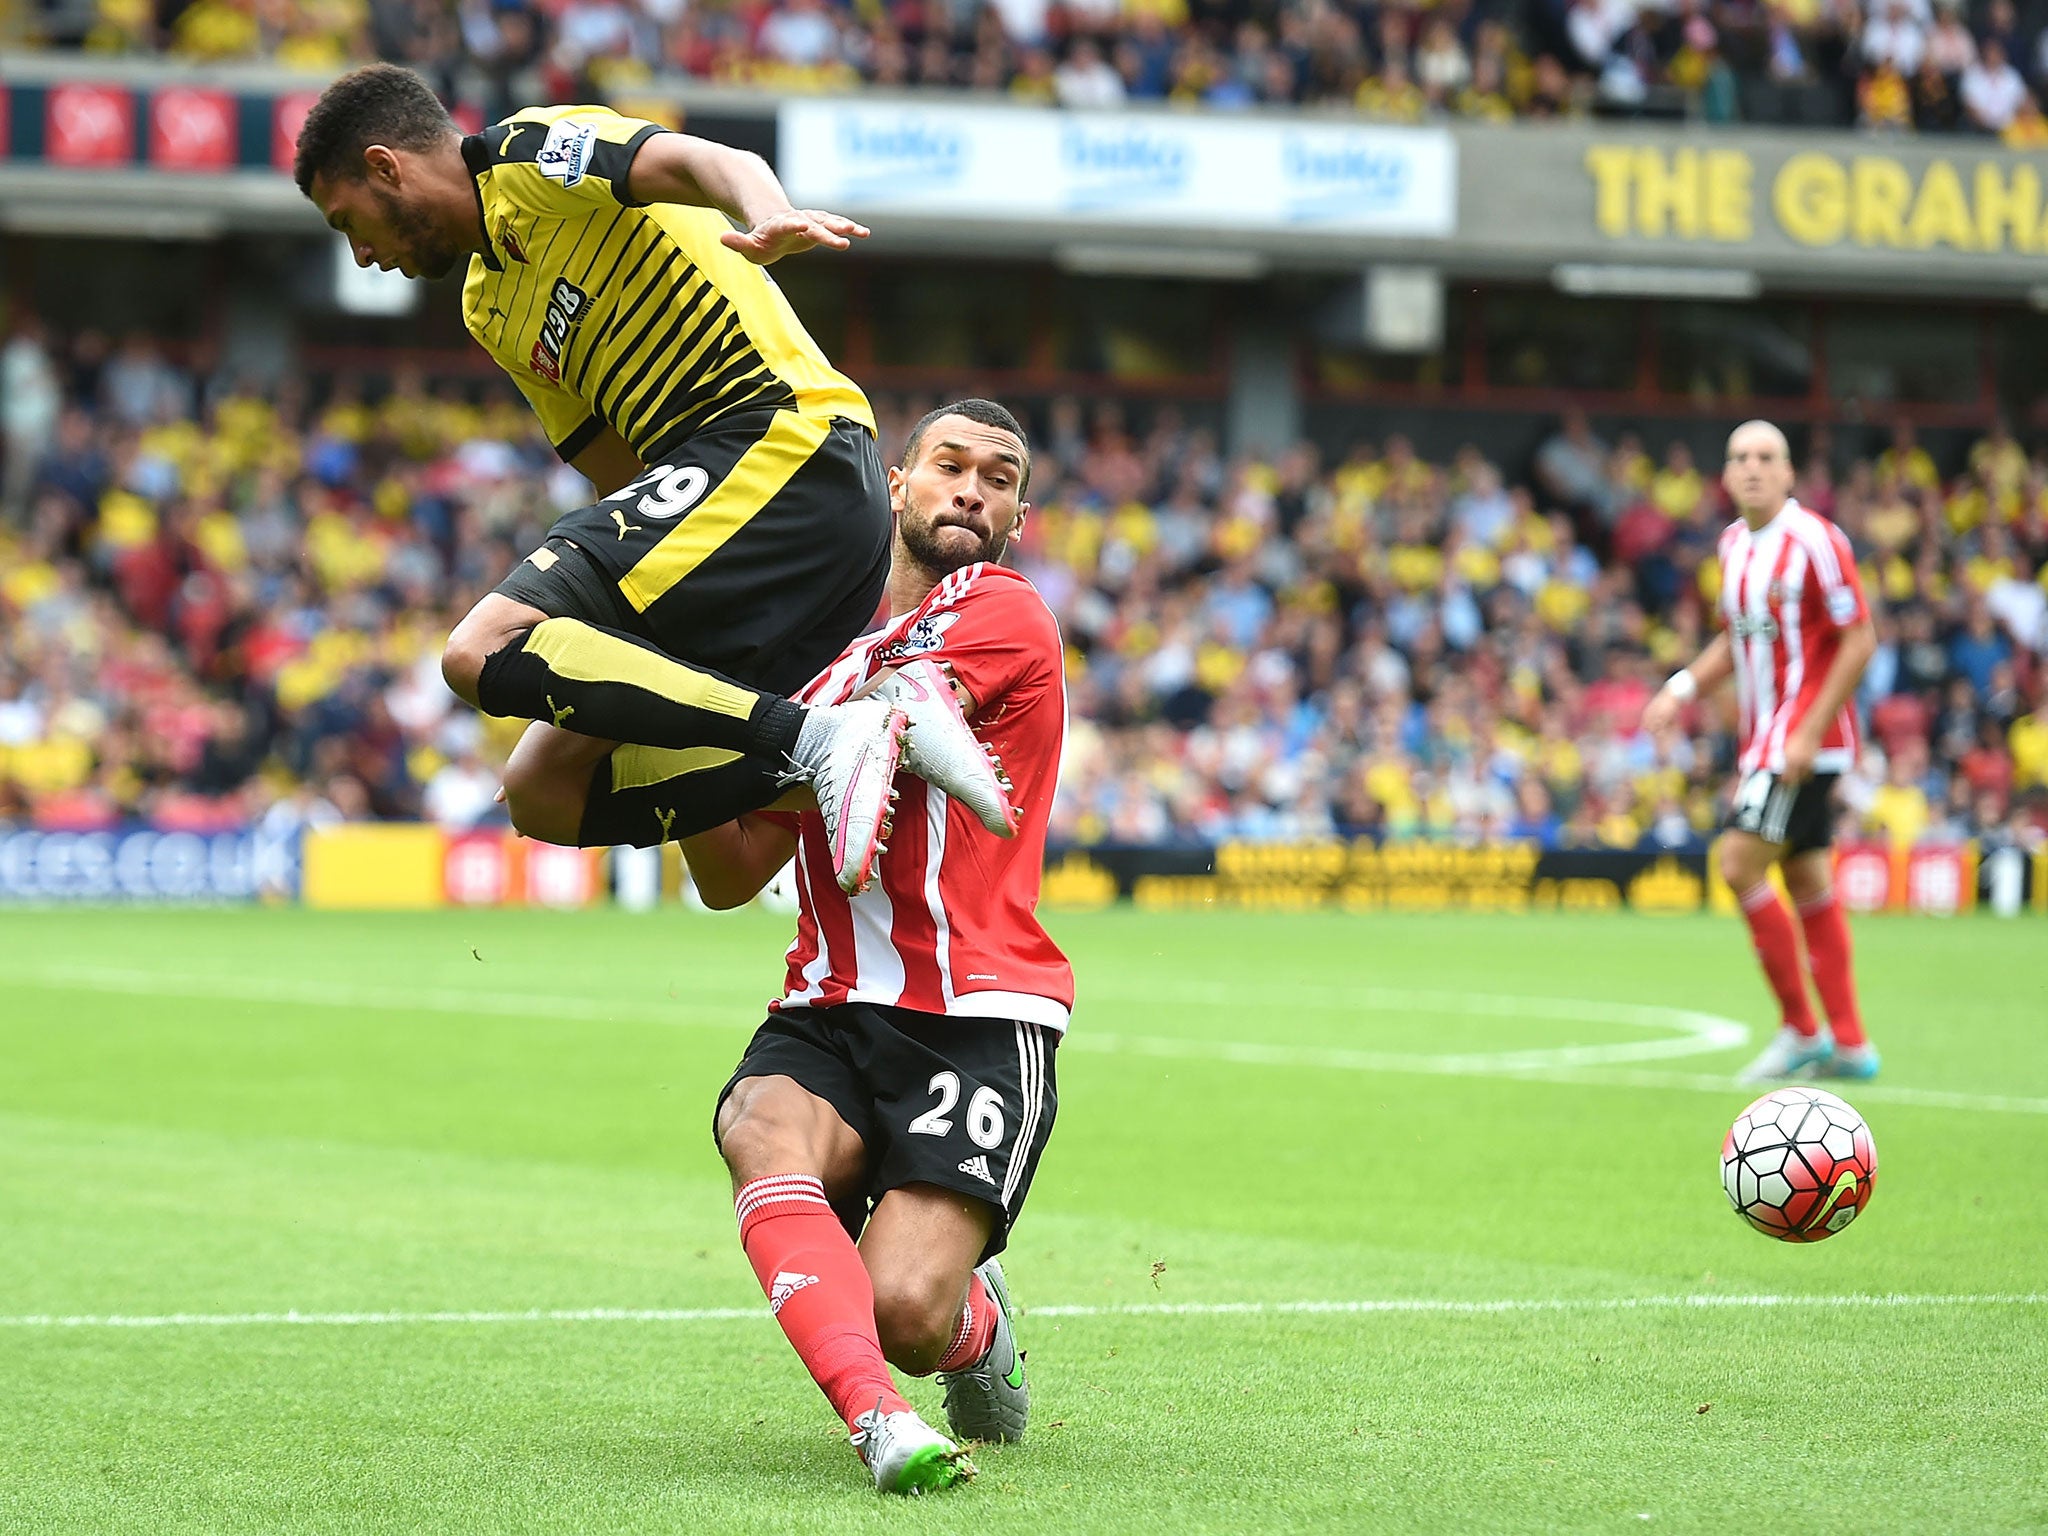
[1001,1023,1045,1208]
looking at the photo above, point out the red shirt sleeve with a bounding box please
[918,571,1062,720]
[1813,521,1869,631]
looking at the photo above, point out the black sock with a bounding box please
[474,616,795,755]
[576,753,788,847]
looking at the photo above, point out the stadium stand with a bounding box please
[1,321,2043,853]
[15,0,2048,135]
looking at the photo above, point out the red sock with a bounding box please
[1796,889,1867,1048]
[1737,882,1818,1036]
[933,1271,997,1375]
[735,1176,911,1433]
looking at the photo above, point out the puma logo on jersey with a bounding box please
[957,1155,996,1186]
[609,509,641,539]
[547,695,575,728]
[769,1270,818,1314]
[529,276,588,383]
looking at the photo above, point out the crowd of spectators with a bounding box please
[2,317,2046,855]
[22,0,2048,136]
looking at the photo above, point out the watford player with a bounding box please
[293,65,1011,891]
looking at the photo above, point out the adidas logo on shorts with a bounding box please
[957,1155,996,1187]
[770,1270,819,1315]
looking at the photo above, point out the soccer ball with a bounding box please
[1720,1086,1877,1243]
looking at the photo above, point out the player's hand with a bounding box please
[1641,689,1682,735]
[720,209,869,264]
[1782,725,1820,784]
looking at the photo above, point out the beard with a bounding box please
[372,184,461,280]
[898,491,1008,576]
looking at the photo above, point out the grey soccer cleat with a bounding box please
[850,1401,975,1495]
[938,1258,1029,1444]
[877,658,1018,838]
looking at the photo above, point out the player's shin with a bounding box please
[1796,890,1867,1048]
[735,1175,914,1433]
[934,1271,998,1374]
[474,617,803,757]
[1736,881,1819,1036]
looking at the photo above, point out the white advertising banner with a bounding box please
[778,100,1457,238]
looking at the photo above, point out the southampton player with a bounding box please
[682,402,1069,1494]
[292,66,1011,890]
[1644,421,1880,1082]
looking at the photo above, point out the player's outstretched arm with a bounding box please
[624,135,869,264]
[680,813,801,911]
[1643,632,1733,733]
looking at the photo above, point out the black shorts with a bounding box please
[1723,770,1839,855]
[495,409,889,697]
[714,1002,1060,1263]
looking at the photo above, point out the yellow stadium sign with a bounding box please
[1584,145,2048,258]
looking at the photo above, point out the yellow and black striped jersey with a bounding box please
[459,104,872,465]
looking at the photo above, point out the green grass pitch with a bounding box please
[1,904,2044,1533]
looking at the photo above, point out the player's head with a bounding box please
[892,400,1032,577]
[1722,419,1795,520]
[294,64,468,281]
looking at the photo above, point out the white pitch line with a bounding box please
[11,965,2048,1115]
[3,964,1744,1071]
[1,1294,2042,1331]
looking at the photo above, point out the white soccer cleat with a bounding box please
[1736,1025,1835,1084]
[877,659,1018,838]
[850,1402,975,1495]
[790,697,907,894]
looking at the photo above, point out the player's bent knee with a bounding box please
[500,765,583,846]
[441,627,493,706]
[1718,838,1766,892]
[870,1274,961,1376]
[443,600,540,706]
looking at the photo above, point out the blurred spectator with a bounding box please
[5,323,2047,858]
[2,320,61,524]
[21,0,2048,134]
[1054,37,1126,108]
[1961,38,2030,131]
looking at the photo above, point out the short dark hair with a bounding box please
[293,64,455,196]
[900,399,1032,492]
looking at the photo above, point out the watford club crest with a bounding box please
[495,214,527,264]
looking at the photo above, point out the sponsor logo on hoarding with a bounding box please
[832,113,966,198]
[1059,122,1188,209]
[0,827,299,902]
[1280,133,1414,221]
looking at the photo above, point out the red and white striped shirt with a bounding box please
[1715,498,1870,776]
[773,562,1074,1032]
